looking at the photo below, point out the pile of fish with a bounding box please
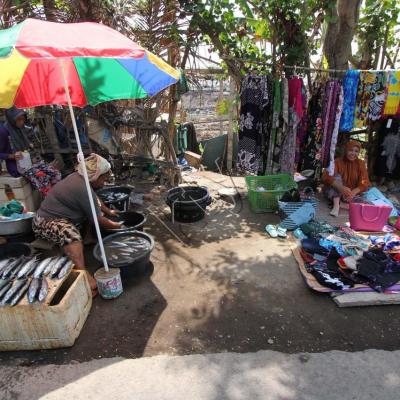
[0,255,73,307]
[99,191,128,203]
[104,235,151,266]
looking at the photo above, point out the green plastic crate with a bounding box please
[245,174,297,213]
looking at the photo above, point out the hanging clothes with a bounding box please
[295,81,308,164]
[321,79,341,168]
[339,70,360,132]
[237,75,272,175]
[354,71,375,128]
[280,76,304,174]
[271,78,288,174]
[265,78,281,174]
[383,71,400,117]
[366,71,386,121]
[299,84,324,178]
[374,119,400,179]
[327,86,344,176]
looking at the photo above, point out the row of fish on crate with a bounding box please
[0,255,73,307]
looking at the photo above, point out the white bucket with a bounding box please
[94,267,123,299]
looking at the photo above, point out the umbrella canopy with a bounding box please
[0,18,180,108]
[0,19,180,274]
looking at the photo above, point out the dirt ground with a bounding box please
[1,170,400,366]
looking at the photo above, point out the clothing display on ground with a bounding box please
[298,223,400,293]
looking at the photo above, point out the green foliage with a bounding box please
[356,0,400,67]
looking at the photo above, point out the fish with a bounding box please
[28,278,40,303]
[43,256,58,276]
[0,279,27,306]
[10,279,30,306]
[33,257,53,279]
[0,259,12,275]
[16,257,39,279]
[38,278,49,303]
[57,260,73,279]
[2,256,25,279]
[0,281,12,301]
[50,256,68,279]
[0,278,9,291]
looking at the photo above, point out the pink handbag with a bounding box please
[349,203,392,232]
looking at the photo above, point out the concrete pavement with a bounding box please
[2,349,400,400]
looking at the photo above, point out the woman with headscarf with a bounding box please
[322,140,370,217]
[0,106,61,195]
[33,154,121,295]
[0,106,33,177]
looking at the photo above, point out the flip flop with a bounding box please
[293,228,307,240]
[265,224,278,238]
[276,226,287,238]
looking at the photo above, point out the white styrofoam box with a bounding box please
[0,175,29,189]
[0,182,33,202]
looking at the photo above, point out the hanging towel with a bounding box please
[366,71,386,121]
[383,71,400,116]
[339,70,360,132]
[328,86,344,176]
[321,80,341,168]
[354,71,375,128]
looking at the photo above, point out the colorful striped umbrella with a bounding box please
[0,18,180,108]
[0,19,180,273]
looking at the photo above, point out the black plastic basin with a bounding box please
[102,211,146,236]
[0,243,32,259]
[93,230,154,279]
[97,186,132,212]
[166,186,212,223]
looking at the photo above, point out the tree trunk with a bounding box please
[42,0,57,21]
[323,0,362,70]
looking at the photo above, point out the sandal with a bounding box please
[265,224,278,238]
[277,226,287,238]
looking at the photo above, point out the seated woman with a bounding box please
[32,153,121,296]
[322,140,370,217]
[0,106,60,195]
[0,107,30,177]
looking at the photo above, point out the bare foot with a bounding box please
[330,207,339,217]
[340,203,349,210]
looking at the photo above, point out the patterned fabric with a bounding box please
[299,85,324,178]
[272,78,289,174]
[32,215,82,247]
[22,161,61,196]
[321,80,341,168]
[280,77,303,174]
[237,75,273,175]
[327,86,344,176]
[354,72,374,128]
[265,78,281,174]
[339,70,360,132]
[383,71,400,116]
[366,71,386,121]
[295,82,308,164]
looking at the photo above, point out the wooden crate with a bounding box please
[0,270,92,351]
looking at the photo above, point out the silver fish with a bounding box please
[38,278,49,303]
[28,278,40,303]
[10,279,30,306]
[17,257,38,279]
[33,258,53,279]
[0,259,11,275]
[57,260,73,279]
[0,281,12,301]
[0,279,27,306]
[50,256,68,279]
[2,256,25,279]
[0,278,9,291]
[43,256,58,276]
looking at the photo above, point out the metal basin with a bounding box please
[0,212,35,236]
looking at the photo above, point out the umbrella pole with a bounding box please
[58,59,109,272]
